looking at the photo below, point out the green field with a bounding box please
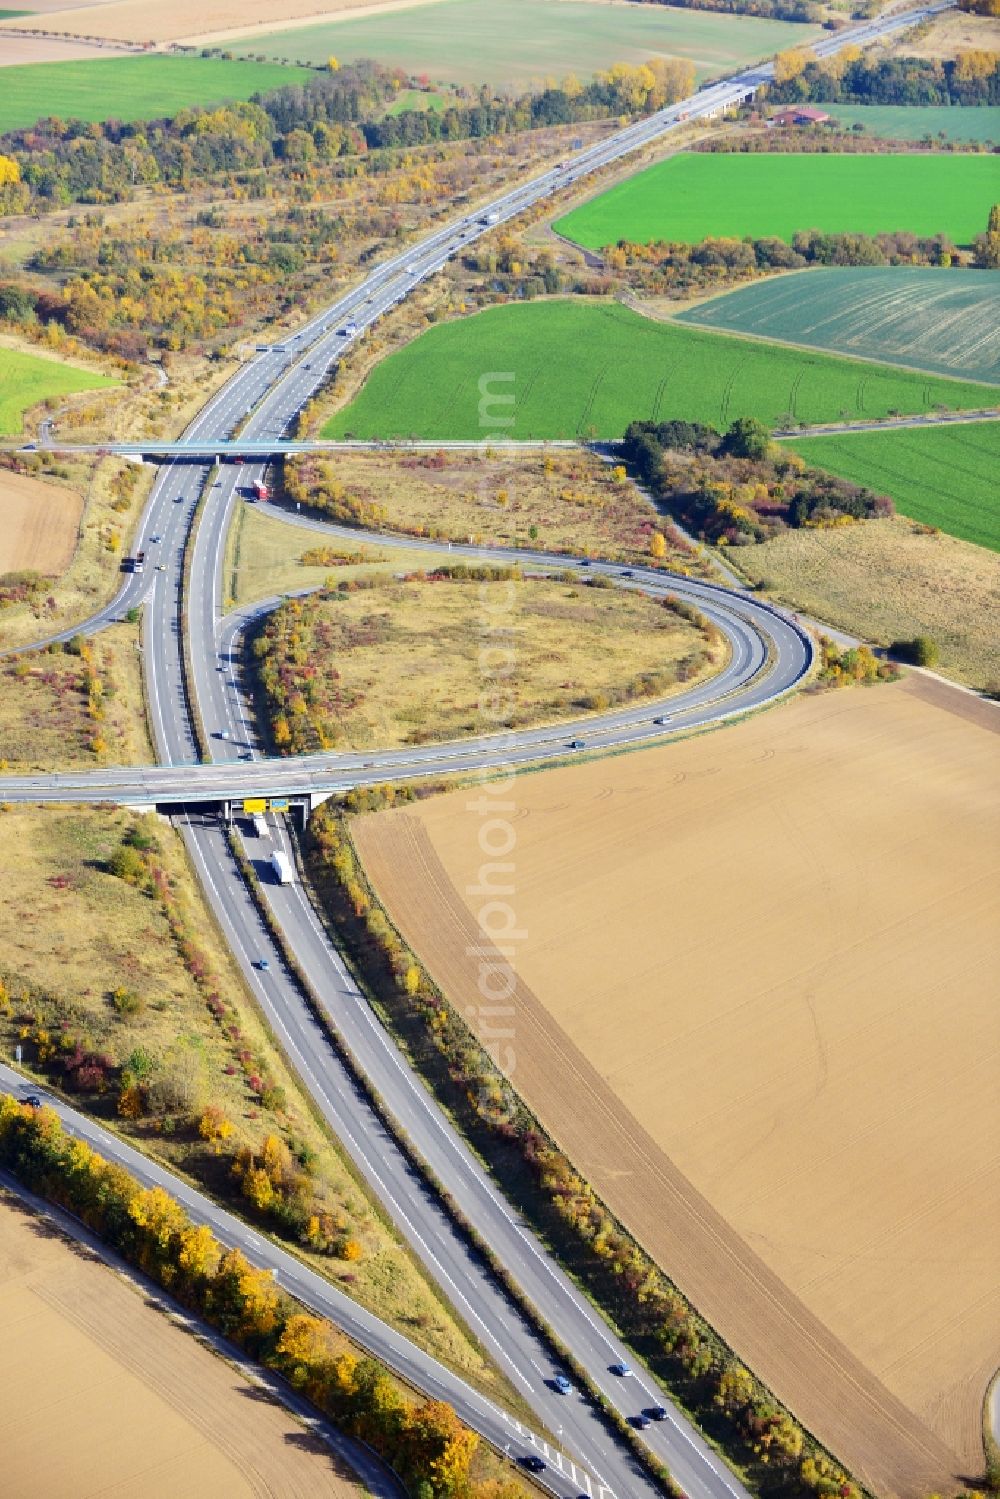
[0,56,303,136]
[823,104,1000,144]
[786,422,1000,550]
[0,350,117,437]
[0,347,116,436]
[231,0,816,89]
[554,152,998,249]
[679,267,1000,385]
[323,301,996,442]
[386,88,450,117]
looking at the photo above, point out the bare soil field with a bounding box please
[354,676,1000,1496]
[728,515,1000,691]
[0,469,82,576]
[0,0,433,44]
[0,1189,366,1499]
[0,34,131,64]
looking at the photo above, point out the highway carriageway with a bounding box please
[0,561,813,808]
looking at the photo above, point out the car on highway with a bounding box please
[253,957,270,972]
[568,740,585,752]
[551,1373,572,1394]
[609,1361,632,1377]
[155,563,167,571]
[620,568,633,577]
[645,1406,668,1422]
[149,534,162,543]
[630,1413,651,1430]
[175,493,184,501]
[217,730,230,741]
[23,1094,42,1108]
[519,1455,546,1473]
[653,715,672,726]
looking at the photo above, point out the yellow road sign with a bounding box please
[242,798,267,814]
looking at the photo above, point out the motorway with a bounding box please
[0,7,954,1495]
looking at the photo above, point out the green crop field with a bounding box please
[823,104,1000,143]
[231,0,815,89]
[786,422,1000,551]
[679,267,1000,385]
[323,301,995,442]
[0,347,116,436]
[554,152,998,249]
[0,56,303,136]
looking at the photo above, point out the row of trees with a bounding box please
[304,794,867,1499]
[633,0,823,25]
[764,47,1000,105]
[621,418,894,544]
[0,1096,499,1497]
[0,54,696,218]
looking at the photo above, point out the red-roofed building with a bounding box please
[770,106,832,126]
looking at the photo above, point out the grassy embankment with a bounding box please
[0,804,509,1397]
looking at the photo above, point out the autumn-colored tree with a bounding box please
[403,1398,479,1494]
[773,47,814,84]
[649,530,667,560]
[0,154,20,186]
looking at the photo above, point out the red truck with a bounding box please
[252,480,270,501]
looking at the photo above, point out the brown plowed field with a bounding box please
[0,470,82,576]
[354,676,1000,1497]
[0,1189,366,1498]
[0,0,436,45]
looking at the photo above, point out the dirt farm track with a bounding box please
[354,675,1000,1498]
[0,1188,365,1498]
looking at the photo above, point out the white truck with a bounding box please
[252,814,269,839]
[270,849,293,885]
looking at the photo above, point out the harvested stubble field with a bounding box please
[0,805,496,1386]
[229,0,815,88]
[282,447,712,574]
[729,515,1000,690]
[0,468,82,575]
[254,573,721,753]
[554,152,998,249]
[0,345,115,436]
[324,301,998,441]
[0,55,303,135]
[678,267,1000,386]
[354,677,1000,1496]
[787,420,1000,551]
[0,1191,366,1499]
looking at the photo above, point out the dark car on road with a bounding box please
[519,1455,546,1473]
